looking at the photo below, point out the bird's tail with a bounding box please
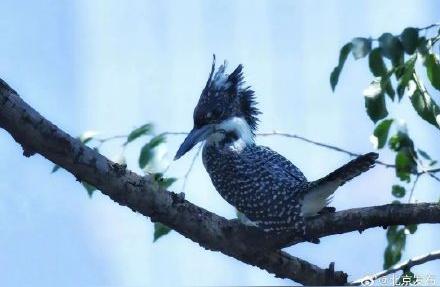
[301,152,378,217]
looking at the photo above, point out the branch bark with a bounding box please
[1,78,439,285]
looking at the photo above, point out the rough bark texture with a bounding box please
[1,78,439,285]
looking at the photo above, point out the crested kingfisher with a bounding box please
[174,57,378,239]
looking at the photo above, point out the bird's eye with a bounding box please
[206,112,212,118]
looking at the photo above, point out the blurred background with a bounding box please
[0,0,439,286]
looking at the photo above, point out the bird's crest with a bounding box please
[198,55,260,132]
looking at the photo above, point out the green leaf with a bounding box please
[51,164,61,173]
[153,173,177,189]
[330,42,353,91]
[79,131,98,144]
[397,55,417,100]
[365,92,388,123]
[386,225,398,243]
[369,48,387,76]
[379,33,403,62]
[385,227,406,270]
[372,119,393,149]
[125,123,153,145]
[351,38,372,60]
[138,134,167,169]
[153,222,172,242]
[395,151,415,182]
[392,51,405,79]
[417,36,429,56]
[425,53,440,90]
[405,224,417,234]
[400,27,419,55]
[383,245,402,269]
[148,134,167,148]
[395,228,407,251]
[417,148,432,160]
[160,178,177,189]
[369,48,395,100]
[388,131,415,152]
[378,33,404,79]
[409,82,440,129]
[392,185,406,198]
[82,182,97,197]
[139,143,154,169]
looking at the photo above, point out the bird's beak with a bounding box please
[174,125,213,160]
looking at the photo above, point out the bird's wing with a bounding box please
[243,145,307,184]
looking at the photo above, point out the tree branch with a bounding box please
[265,202,440,248]
[1,78,440,285]
[349,250,440,285]
[0,77,347,285]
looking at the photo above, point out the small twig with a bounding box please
[417,168,440,175]
[409,138,440,184]
[408,174,420,203]
[96,134,127,143]
[163,131,189,136]
[349,250,440,286]
[369,23,440,41]
[164,130,440,174]
[418,23,440,32]
[258,131,395,168]
[180,144,202,193]
[258,132,360,157]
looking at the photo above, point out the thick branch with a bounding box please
[259,202,440,248]
[1,78,439,285]
[0,78,346,285]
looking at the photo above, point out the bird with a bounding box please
[174,56,378,241]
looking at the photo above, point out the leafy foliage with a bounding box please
[400,27,419,55]
[408,77,440,130]
[82,182,97,197]
[139,134,167,169]
[351,37,372,59]
[51,164,61,173]
[153,222,172,242]
[391,185,406,198]
[125,123,153,145]
[332,23,440,271]
[397,55,417,99]
[330,43,353,91]
[384,225,406,269]
[49,122,179,241]
[425,53,440,90]
[331,24,440,129]
[153,173,177,189]
[369,48,395,99]
[364,91,388,123]
[372,119,394,149]
[389,131,417,182]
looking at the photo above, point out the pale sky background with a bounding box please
[0,0,439,286]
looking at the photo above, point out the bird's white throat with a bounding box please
[206,117,254,152]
